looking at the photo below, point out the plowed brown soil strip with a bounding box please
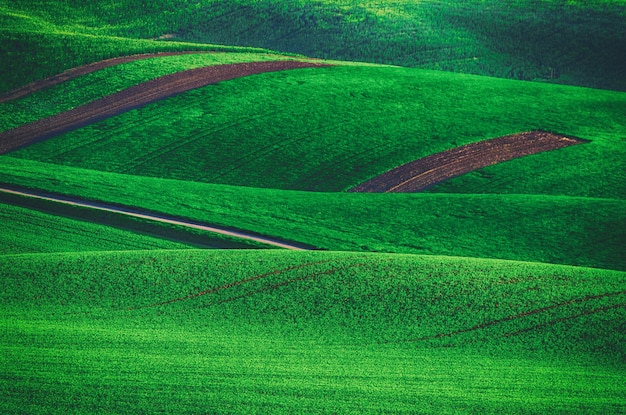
[0,51,215,103]
[349,131,586,193]
[0,60,329,154]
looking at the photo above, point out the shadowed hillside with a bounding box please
[2,0,625,92]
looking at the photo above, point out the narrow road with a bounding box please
[0,185,310,251]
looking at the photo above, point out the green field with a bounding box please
[7,64,626,195]
[2,0,625,92]
[2,250,625,414]
[1,156,625,271]
[1,0,625,413]
[0,52,298,132]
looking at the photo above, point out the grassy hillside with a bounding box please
[0,190,269,252]
[1,1,624,413]
[7,64,626,197]
[2,250,625,414]
[0,2,281,94]
[1,157,624,270]
[2,0,625,92]
[0,52,297,132]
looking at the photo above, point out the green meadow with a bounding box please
[2,250,626,414]
[3,0,625,92]
[1,0,625,414]
[1,156,625,271]
[7,64,626,195]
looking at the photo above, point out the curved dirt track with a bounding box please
[349,131,586,193]
[0,185,312,250]
[0,60,329,154]
[0,51,216,104]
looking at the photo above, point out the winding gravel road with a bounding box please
[0,185,311,250]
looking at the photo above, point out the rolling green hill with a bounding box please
[6,63,626,197]
[2,0,625,93]
[0,52,297,132]
[2,250,625,414]
[1,1,625,414]
[1,156,624,271]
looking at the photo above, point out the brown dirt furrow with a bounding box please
[405,289,626,342]
[349,131,587,193]
[0,60,330,154]
[0,51,216,103]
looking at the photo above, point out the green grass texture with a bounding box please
[1,156,624,270]
[2,249,625,414]
[2,0,625,92]
[8,64,626,197]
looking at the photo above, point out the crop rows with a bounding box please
[3,249,625,351]
[2,250,625,414]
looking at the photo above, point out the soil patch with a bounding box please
[349,131,586,193]
[0,60,330,154]
[0,51,216,103]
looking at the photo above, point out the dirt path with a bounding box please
[0,185,312,250]
[349,131,586,193]
[0,60,329,154]
[0,52,217,104]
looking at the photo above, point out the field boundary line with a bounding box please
[0,184,313,251]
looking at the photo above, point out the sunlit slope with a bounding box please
[3,0,625,91]
[2,250,625,414]
[1,157,624,270]
[9,65,626,196]
[4,250,625,351]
